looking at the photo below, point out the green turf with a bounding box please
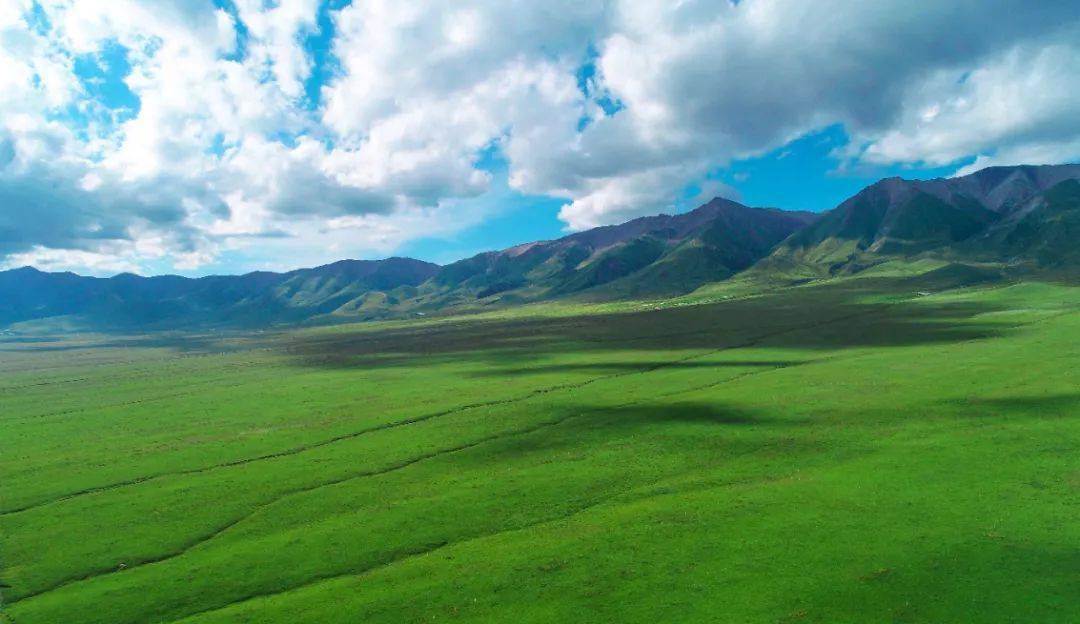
[2,275,1078,623]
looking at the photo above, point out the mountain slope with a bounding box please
[417,198,817,306]
[969,177,1080,267]
[0,258,439,330]
[610,201,821,296]
[763,163,1080,277]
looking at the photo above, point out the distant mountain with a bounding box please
[0,199,814,330]
[764,164,1080,276]
[0,257,438,330]
[414,199,816,307]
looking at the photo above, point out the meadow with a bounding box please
[1,273,1078,623]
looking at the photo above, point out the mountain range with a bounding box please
[2,163,1078,331]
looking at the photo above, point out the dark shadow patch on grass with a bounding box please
[0,336,64,344]
[0,330,280,355]
[465,360,805,377]
[446,400,808,473]
[282,277,1011,371]
[0,335,218,354]
[946,393,1080,419]
[579,401,796,428]
[797,540,1080,624]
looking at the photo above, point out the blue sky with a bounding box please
[1,1,1077,276]
[397,126,966,267]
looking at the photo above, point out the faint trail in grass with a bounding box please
[0,308,878,518]
[163,467,805,624]
[0,358,268,394]
[0,379,611,516]
[2,356,295,421]
[163,498,625,623]
[10,339,823,605]
[0,377,91,391]
[3,378,263,423]
[8,411,584,604]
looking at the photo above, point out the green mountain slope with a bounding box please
[0,258,439,330]
[761,163,1080,278]
[967,178,1080,267]
[417,198,817,306]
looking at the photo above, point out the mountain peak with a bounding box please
[426,197,818,303]
[696,196,750,210]
[5,265,42,275]
[769,163,1080,272]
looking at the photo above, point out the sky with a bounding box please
[0,1,1078,276]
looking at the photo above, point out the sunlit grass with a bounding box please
[2,274,1078,623]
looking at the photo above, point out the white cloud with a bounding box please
[232,0,319,98]
[0,0,1078,274]
[320,0,597,210]
[862,39,1080,171]
[3,245,143,274]
[537,0,1080,228]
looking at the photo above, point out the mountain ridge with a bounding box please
[763,163,1080,277]
[0,198,813,330]
[4,163,1080,331]
[418,198,817,306]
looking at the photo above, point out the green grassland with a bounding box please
[2,272,1079,623]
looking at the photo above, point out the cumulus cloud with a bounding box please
[0,0,1078,274]
[863,38,1080,172]
[540,0,1080,228]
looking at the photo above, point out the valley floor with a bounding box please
[1,275,1078,623]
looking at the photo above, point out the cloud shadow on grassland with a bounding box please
[944,393,1080,419]
[281,277,1012,371]
[441,400,811,471]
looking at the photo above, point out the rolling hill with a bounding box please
[0,257,439,330]
[413,198,816,308]
[763,164,1080,277]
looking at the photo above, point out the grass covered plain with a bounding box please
[1,274,1078,623]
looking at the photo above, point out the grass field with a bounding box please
[2,274,1078,623]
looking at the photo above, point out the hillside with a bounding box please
[762,164,1080,277]
[0,258,438,330]
[964,177,1080,267]
[414,199,816,308]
